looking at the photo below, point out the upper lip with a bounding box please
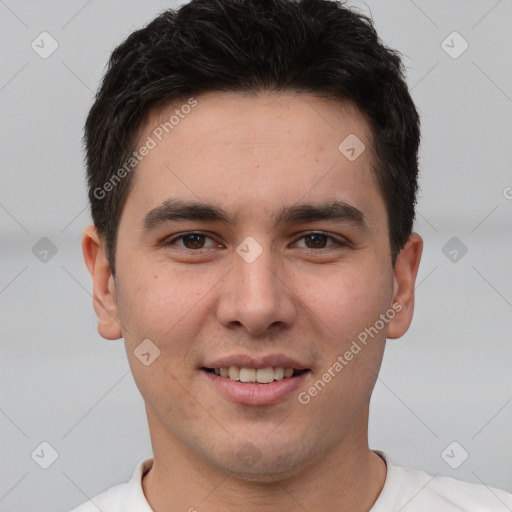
[202,354,310,370]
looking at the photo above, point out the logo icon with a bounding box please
[32,237,58,263]
[441,32,469,59]
[236,442,263,467]
[441,441,469,469]
[442,237,468,263]
[31,32,59,59]
[338,134,366,161]
[134,339,161,366]
[31,441,59,469]
[236,236,263,264]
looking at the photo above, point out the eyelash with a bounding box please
[165,231,347,251]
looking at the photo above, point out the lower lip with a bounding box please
[201,369,310,405]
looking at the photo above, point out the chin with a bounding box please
[227,458,306,483]
[208,439,311,482]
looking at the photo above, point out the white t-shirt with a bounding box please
[69,451,512,511]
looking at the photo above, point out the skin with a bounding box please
[83,91,423,512]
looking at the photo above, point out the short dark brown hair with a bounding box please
[84,0,421,274]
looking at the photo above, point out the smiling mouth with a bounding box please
[202,366,310,384]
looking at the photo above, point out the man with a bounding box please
[72,0,512,510]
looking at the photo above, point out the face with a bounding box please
[84,91,422,480]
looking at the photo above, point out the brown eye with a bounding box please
[181,233,206,249]
[295,232,344,250]
[303,233,329,249]
[166,232,218,250]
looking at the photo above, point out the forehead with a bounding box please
[147,91,373,159]
[128,91,385,231]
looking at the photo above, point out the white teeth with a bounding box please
[274,367,285,380]
[212,366,299,383]
[239,367,256,382]
[256,367,274,384]
[228,366,240,381]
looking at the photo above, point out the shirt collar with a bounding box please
[122,457,154,511]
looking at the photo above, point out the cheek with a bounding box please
[116,265,206,341]
[116,270,205,413]
[116,265,219,397]
[301,265,388,336]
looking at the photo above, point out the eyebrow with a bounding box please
[142,198,368,231]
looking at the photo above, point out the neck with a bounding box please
[142,410,387,512]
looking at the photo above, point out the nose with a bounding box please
[215,244,297,337]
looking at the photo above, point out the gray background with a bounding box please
[0,0,511,511]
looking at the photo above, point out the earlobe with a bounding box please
[386,232,423,340]
[82,225,123,340]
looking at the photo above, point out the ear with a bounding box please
[82,225,123,340]
[386,232,423,339]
